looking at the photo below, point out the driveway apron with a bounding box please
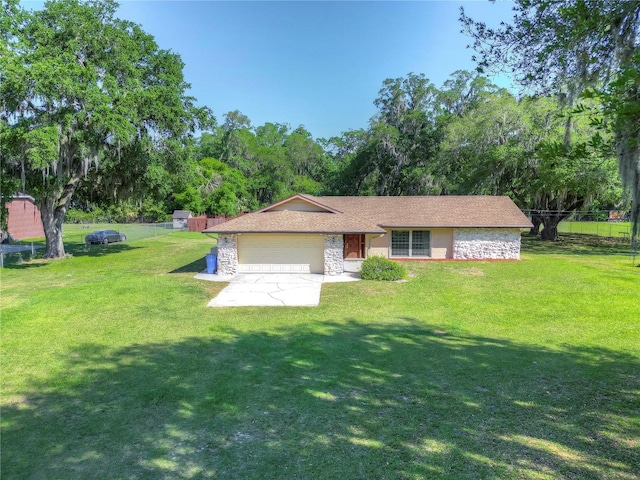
[207,274,324,307]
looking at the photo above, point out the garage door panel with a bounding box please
[238,234,325,274]
[238,264,311,273]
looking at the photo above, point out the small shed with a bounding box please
[172,210,192,229]
[2,194,45,241]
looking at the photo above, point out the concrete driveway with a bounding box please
[199,273,359,307]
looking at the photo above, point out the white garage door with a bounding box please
[237,234,325,274]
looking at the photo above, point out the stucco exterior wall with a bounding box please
[365,229,454,259]
[270,198,327,212]
[453,228,522,260]
[430,229,453,259]
[217,234,238,275]
[323,234,344,275]
[367,228,520,260]
[366,233,390,258]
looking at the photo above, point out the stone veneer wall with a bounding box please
[324,234,344,275]
[453,228,522,260]
[217,234,238,275]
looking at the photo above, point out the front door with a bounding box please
[344,234,364,259]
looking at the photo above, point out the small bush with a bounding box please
[360,256,406,281]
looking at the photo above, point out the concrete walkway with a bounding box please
[194,272,360,307]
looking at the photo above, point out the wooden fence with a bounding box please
[187,215,242,232]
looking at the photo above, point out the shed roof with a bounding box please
[172,210,192,219]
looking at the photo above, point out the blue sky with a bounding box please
[22,1,517,139]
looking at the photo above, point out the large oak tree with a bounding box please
[439,89,621,240]
[461,0,640,241]
[1,0,210,257]
[334,73,442,196]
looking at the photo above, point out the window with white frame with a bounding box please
[390,230,431,257]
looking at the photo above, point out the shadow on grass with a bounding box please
[64,242,142,258]
[1,261,49,270]
[1,242,143,269]
[522,233,636,256]
[1,243,46,269]
[169,257,206,274]
[2,320,638,479]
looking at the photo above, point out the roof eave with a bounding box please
[379,224,533,229]
[202,229,385,234]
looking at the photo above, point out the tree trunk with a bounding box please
[631,159,640,245]
[529,214,542,236]
[40,167,83,259]
[540,215,564,241]
[40,194,66,258]
[534,198,584,242]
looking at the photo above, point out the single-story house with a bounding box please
[202,194,533,276]
[172,210,192,229]
[2,194,45,241]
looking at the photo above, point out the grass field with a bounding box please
[0,223,176,266]
[559,220,632,239]
[61,222,176,244]
[1,233,639,479]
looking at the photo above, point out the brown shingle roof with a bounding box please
[203,195,532,233]
[304,195,532,228]
[206,210,383,233]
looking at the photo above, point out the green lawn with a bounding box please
[559,220,632,239]
[61,222,176,244]
[1,233,639,479]
[1,223,177,267]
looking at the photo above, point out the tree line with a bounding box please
[1,0,637,258]
[102,71,622,242]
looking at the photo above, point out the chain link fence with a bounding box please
[0,222,177,267]
[62,222,175,244]
[558,219,632,240]
[522,210,632,240]
[525,210,638,261]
